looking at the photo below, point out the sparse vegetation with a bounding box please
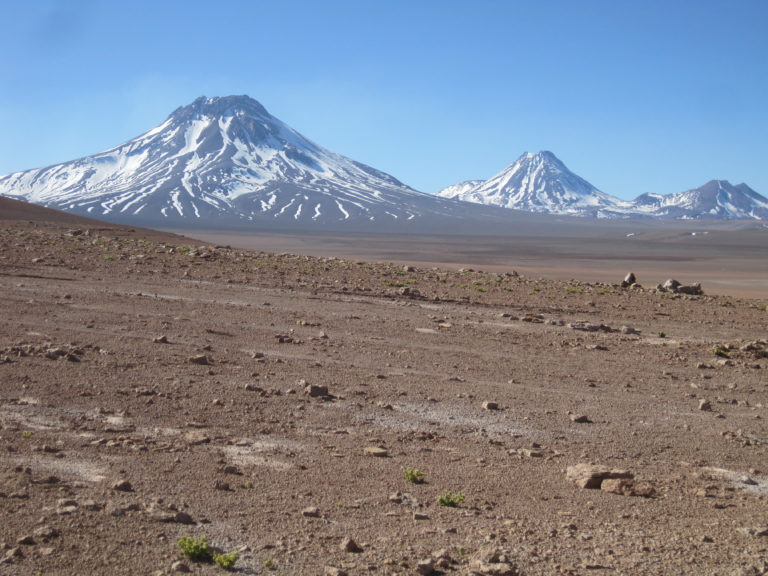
[383,281,405,288]
[213,551,239,570]
[178,536,210,562]
[437,491,465,507]
[404,467,425,484]
[712,345,730,358]
[178,536,238,570]
[21,430,33,439]
[262,558,277,570]
[658,331,667,338]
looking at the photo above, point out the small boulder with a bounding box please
[339,537,362,552]
[662,279,681,292]
[621,272,636,288]
[566,464,633,489]
[303,384,328,397]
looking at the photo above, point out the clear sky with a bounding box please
[1,0,767,199]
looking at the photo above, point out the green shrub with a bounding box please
[404,467,425,484]
[178,536,210,562]
[712,345,730,358]
[437,491,465,507]
[213,551,239,570]
[658,331,667,338]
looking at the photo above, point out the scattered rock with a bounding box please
[569,413,592,423]
[699,399,712,411]
[188,354,210,365]
[55,498,79,515]
[662,278,681,292]
[302,506,320,518]
[183,430,210,445]
[566,464,633,489]
[416,558,435,575]
[483,401,499,411]
[303,384,329,397]
[621,272,636,288]
[364,446,389,458]
[153,335,169,344]
[33,525,59,540]
[339,536,362,552]
[736,527,768,538]
[171,560,191,572]
[111,479,133,492]
[324,567,348,576]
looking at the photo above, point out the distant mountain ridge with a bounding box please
[0,95,473,228]
[437,151,768,220]
[1,97,765,225]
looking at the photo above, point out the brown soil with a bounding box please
[1,216,767,576]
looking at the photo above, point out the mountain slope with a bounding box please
[0,96,471,229]
[437,151,629,217]
[633,180,768,220]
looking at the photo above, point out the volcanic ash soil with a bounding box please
[0,222,767,575]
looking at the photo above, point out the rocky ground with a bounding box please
[0,217,767,576]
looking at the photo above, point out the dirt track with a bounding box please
[1,219,767,576]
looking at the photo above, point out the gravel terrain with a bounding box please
[1,211,767,575]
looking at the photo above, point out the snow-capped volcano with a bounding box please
[437,151,628,217]
[0,95,465,227]
[632,180,768,220]
[438,152,767,220]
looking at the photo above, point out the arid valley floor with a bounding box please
[1,209,767,575]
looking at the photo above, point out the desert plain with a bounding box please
[1,202,767,575]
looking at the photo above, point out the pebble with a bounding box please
[483,401,499,411]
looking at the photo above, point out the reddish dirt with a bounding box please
[1,216,767,576]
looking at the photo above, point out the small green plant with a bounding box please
[262,558,277,570]
[178,536,210,562]
[437,491,465,507]
[720,300,734,307]
[404,467,425,484]
[658,331,667,338]
[244,479,253,489]
[712,345,730,358]
[383,281,405,288]
[457,547,466,556]
[532,286,541,292]
[21,430,33,439]
[566,287,584,294]
[213,551,239,570]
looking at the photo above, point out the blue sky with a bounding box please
[1,0,767,199]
